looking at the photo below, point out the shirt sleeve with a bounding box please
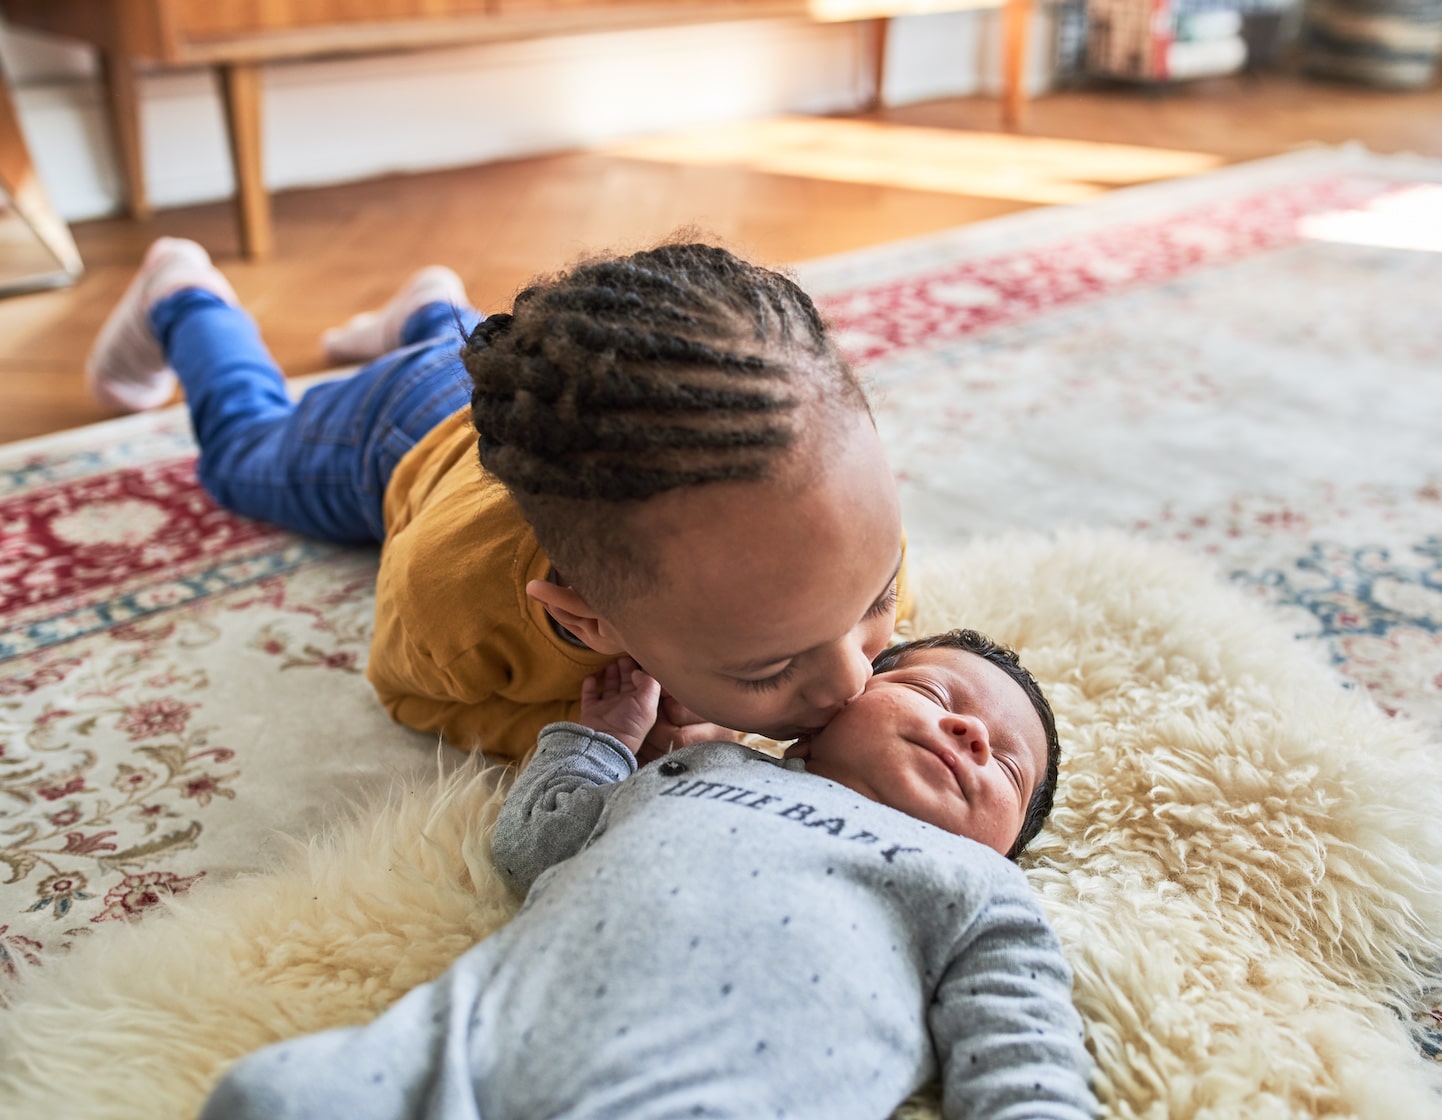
[375,674,582,761]
[930,884,1098,1120]
[490,722,637,898]
[370,434,612,759]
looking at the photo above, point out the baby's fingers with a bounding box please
[627,666,662,705]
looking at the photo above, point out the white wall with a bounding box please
[2,11,1055,222]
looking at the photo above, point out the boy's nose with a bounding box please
[802,640,871,713]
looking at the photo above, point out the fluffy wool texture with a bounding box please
[2,530,1441,1119]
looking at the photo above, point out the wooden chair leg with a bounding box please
[1002,0,1034,129]
[99,49,151,220]
[863,18,891,111]
[218,62,274,260]
[0,61,83,286]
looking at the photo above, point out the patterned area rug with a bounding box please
[0,414,462,977]
[2,145,1441,1116]
[804,144,1442,737]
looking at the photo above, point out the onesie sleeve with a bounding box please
[930,881,1098,1120]
[490,722,636,897]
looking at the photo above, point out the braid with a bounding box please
[461,241,871,609]
[464,243,861,503]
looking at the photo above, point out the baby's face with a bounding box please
[786,647,1048,855]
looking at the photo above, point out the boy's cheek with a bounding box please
[657,692,704,727]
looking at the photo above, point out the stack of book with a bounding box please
[1086,0,1250,80]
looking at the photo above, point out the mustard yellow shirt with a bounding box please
[370,410,914,759]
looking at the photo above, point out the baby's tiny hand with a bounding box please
[580,657,662,756]
[637,695,742,765]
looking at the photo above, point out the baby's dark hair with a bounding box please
[463,240,869,610]
[872,628,1061,861]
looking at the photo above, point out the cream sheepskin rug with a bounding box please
[3,530,1442,1119]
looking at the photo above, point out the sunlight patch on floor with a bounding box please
[1299,184,1442,254]
[601,117,1226,205]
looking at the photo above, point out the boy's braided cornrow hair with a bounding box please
[462,241,872,609]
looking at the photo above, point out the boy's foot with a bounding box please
[320,266,468,364]
[85,238,239,413]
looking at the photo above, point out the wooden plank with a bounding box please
[1001,0,1031,128]
[98,50,152,219]
[218,62,274,259]
[167,0,493,39]
[161,5,819,63]
[145,2,1006,64]
[861,17,890,110]
[3,0,175,60]
[7,0,1009,64]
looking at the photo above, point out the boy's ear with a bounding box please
[525,579,628,655]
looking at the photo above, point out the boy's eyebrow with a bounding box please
[721,557,904,674]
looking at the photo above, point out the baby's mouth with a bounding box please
[918,739,967,794]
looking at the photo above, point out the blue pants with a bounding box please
[152,290,480,544]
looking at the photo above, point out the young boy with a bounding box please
[198,629,1097,1120]
[87,239,912,760]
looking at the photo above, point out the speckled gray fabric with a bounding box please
[201,724,1096,1120]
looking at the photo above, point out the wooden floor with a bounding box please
[3,72,1440,445]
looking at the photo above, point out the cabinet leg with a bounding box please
[218,62,273,260]
[1002,0,1033,129]
[863,18,891,110]
[100,50,150,221]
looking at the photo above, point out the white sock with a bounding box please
[85,238,239,413]
[320,265,468,364]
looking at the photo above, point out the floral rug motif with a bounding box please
[1,419,453,980]
[2,146,1440,1074]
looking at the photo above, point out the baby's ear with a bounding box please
[525,579,627,655]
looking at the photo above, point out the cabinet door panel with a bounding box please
[167,0,496,40]
[493,1,783,12]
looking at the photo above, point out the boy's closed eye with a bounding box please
[736,663,799,693]
[867,581,899,619]
[728,578,899,694]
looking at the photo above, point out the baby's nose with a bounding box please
[944,714,991,762]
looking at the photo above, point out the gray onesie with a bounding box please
[201,723,1097,1120]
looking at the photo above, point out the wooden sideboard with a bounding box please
[3,0,1034,258]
